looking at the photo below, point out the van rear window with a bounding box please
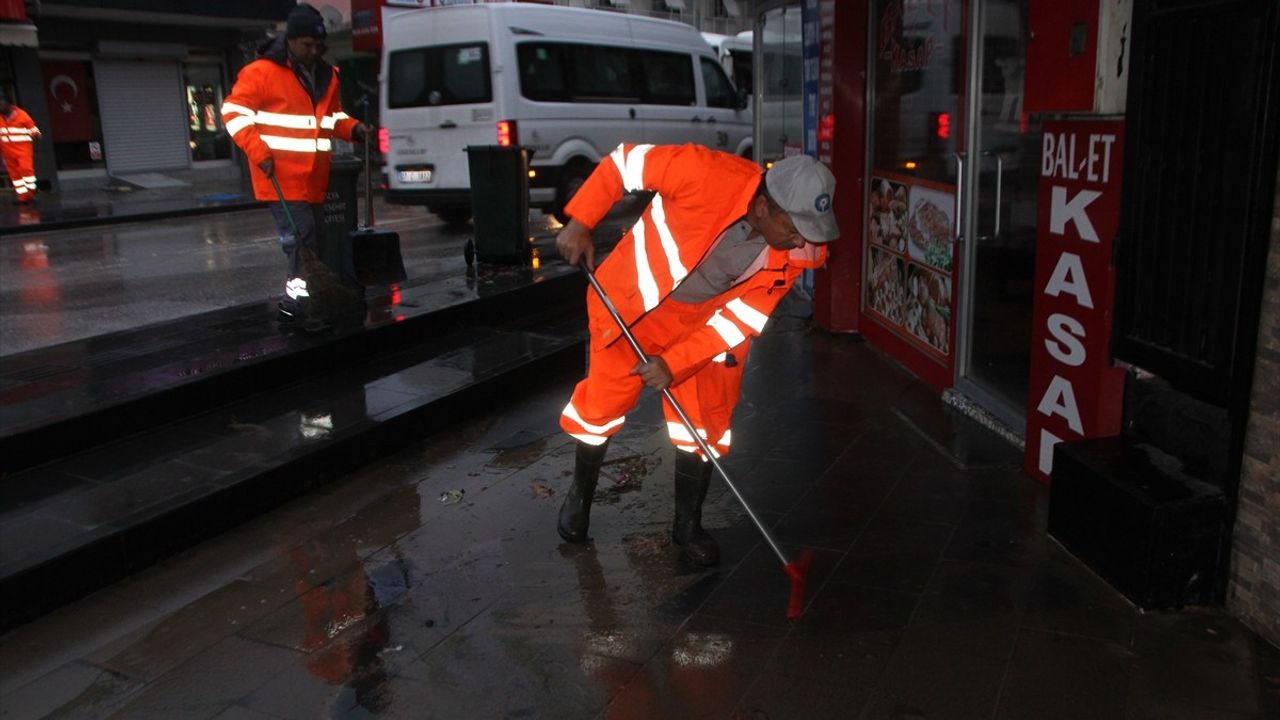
[388,43,492,108]
[517,42,694,106]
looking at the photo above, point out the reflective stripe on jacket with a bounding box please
[0,107,39,144]
[222,44,357,203]
[564,143,828,386]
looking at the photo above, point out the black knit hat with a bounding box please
[286,3,326,40]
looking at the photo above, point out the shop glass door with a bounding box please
[864,0,1039,426]
[757,4,803,165]
[955,0,1039,425]
[864,0,965,383]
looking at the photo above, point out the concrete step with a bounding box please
[0,270,587,630]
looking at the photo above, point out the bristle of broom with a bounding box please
[300,247,359,320]
[784,549,815,620]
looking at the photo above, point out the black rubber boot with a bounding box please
[558,440,609,543]
[672,450,720,566]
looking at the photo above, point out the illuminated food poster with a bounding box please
[865,173,956,359]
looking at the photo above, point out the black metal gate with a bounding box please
[1114,0,1279,405]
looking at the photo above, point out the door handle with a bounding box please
[691,116,704,123]
[439,120,456,129]
[993,153,1003,239]
[706,117,717,125]
[979,150,1004,239]
[952,152,965,246]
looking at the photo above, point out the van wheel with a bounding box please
[433,205,472,225]
[553,161,595,224]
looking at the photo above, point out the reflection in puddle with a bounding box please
[671,632,734,668]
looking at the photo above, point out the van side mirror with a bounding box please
[736,85,750,111]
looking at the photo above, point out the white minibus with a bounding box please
[380,3,752,223]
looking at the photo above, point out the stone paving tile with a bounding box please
[0,659,144,720]
[734,673,875,720]
[1126,609,1264,717]
[898,559,1037,662]
[104,636,299,720]
[857,639,1008,720]
[0,581,166,697]
[993,628,1134,720]
[1020,542,1139,646]
[85,578,298,684]
[604,613,789,719]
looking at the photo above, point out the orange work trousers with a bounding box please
[1,142,36,202]
[561,296,749,458]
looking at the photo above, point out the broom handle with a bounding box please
[582,267,793,568]
[268,174,302,238]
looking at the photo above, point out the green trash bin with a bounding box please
[319,155,361,288]
[466,145,532,265]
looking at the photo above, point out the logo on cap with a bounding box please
[815,193,831,213]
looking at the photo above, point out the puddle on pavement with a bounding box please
[623,532,671,556]
[489,437,549,467]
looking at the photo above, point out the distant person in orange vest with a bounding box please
[555,144,838,565]
[0,92,41,205]
[222,3,372,331]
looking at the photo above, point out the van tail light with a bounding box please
[378,127,389,154]
[497,120,517,147]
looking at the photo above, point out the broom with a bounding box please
[582,265,814,620]
[267,175,359,322]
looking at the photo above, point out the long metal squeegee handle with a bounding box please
[581,267,795,570]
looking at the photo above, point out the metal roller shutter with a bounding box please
[95,59,190,174]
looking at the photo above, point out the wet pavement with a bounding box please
[0,173,260,235]
[1,187,1278,718]
[2,286,1278,718]
[0,197,516,357]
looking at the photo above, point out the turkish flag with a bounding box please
[42,61,93,142]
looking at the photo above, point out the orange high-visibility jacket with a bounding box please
[565,143,828,386]
[222,38,358,203]
[0,106,40,198]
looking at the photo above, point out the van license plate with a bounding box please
[398,168,433,183]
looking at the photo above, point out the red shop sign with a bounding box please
[1025,119,1125,483]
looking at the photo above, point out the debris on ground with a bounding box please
[624,533,671,555]
[439,489,465,504]
[602,454,650,488]
[531,480,555,498]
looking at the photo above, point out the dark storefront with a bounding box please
[768,0,1280,646]
[1,0,293,188]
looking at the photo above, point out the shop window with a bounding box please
[39,59,105,171]
[184,64,231,162]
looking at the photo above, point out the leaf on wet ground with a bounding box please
[624,532,671,555]
[531,479,555,498]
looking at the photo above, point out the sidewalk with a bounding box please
[1,287,1277,718]
[0,170,261,235]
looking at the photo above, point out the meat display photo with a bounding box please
[868,177,908,251]
[868,247,907,325]
[905,185,955,272]
[863,174,957,361]
[904,264,952,354]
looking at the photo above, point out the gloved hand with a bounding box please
[556,219,595,270]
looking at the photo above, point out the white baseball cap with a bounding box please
[765,155,839,243]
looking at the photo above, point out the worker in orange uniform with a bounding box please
[222,3,372,331]
[555,144,839,565]
[0,92,41,205]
